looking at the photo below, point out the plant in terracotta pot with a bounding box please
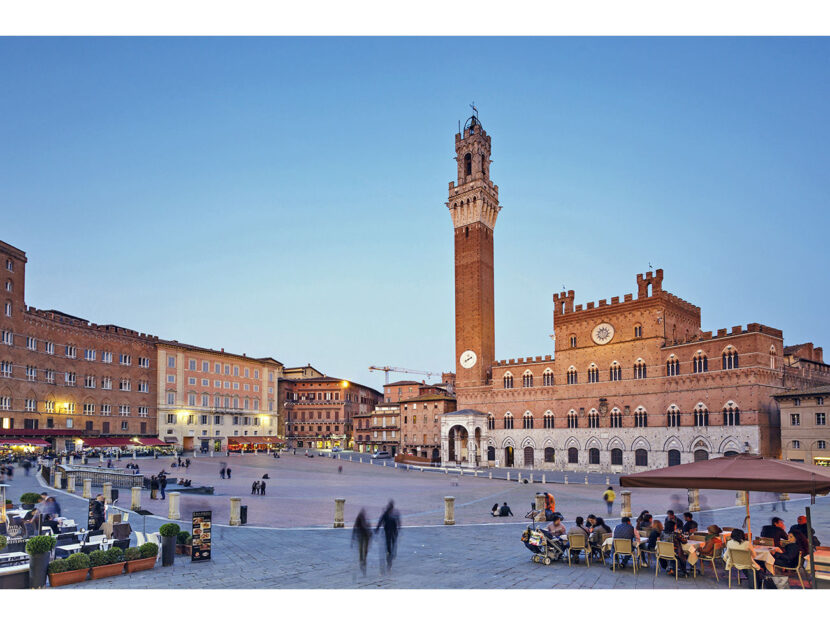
[19,492,42,510]
[176,530,192,556]
[25,534,56,588]
[48,553,90,587]
[159,523,180,567]
[126,542,158,573]
[88,547,124,579]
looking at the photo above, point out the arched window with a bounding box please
[668,449,681,466]
[542,368,554,386]
[543,410,554,428]
[633,358,647,379]
[587,409,599,428]
[503,372,514,389]
[567,410,578,428]
[4,301,11,317]
[464,152,472,176]
[694,449,709,462]
[522,411,534,429]
[588,448,600,464]
[566,367,577,385]
[569,335,577,348]
[634,407,648,428]
[723,347,739,370]
[522,370,533,388]
[544,447,555,462]
[666,356,679,377]
[587,364,599,383]
[693,352,708,373]
[568,447,578,464]
[503,412,514,429]
[4,279,11,292]
[769,345,776,369]
[634,324,642,338]
[610,448,623,465]
[635,448,648,466]
[609,361,622,381]
[487,415,495,429]
[667,406,680,427]
[693,405,709,427]
[722,403,740,426]
[487,446,496,461]
[609,408,622,428]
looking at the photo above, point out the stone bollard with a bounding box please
[103,482,113,504]
[420,467,424,472]
[83,479,92,498]
[53,468,62,488]
[229,497,242,526]
[735,491,747,507]
[518,472,523,483]
[445,467,448,474]
[529,472,534,483]
[534,492,546,522]
[132,450,137,460]
[542,473,546,484]
[131,486,141,511]
[67,475,76,494]
[359,457,362,463]
[444,496,455,525]
[370,459,374,465]
[489,471,492,479]
[606,475,611,486]
[210,449,215,457]
[688,488,701,512]
[68,455,74,465]
[584,475,589,485]
[168,492,181,520]
[564,475,569,485]
[241,449,245,455]
[153,452,157,459]
[334,498,345,528]
[506,471,510,481]
[621,490,632,518]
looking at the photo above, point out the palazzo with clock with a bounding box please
[440,114,830,471]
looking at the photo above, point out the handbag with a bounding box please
[528,530,544,547]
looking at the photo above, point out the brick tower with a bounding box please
[447,114,501,391]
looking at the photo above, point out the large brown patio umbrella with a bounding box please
[620,453,830,587]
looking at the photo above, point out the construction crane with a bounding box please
[369,365,440,385]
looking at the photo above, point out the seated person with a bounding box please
[42,513,61,535]
[498,502,513,517]
[611,516,637,568]
[491,503,499,517]
[546,514,567,538]
[262,473,270,479]
[724,528,765,581]
[661,520,689,577]
[760,517,789,548]
[636,513,653,533]
[568,516,590,538]
[641,519,664,564]
[773,530,809,569]
[681,512,698,534]
[696,525,724,558]
[790,515,821,547]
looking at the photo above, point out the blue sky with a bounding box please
[2,37,828,390]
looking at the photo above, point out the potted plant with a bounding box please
[176,530,192,556]
[0,535,7,553]
[48,552,90,587]
[88,547,124,579]
[126,542,157,573]
[159,523,180,567]
[25,534,56,588]
[19,492,42,510]
[4,498,12,510]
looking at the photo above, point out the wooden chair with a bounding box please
[612,538,638,573]
[775,551,804,588]
[656,541,679,580]
[567,533,590,567]
[727,548,758,589]
[697,544,724,581]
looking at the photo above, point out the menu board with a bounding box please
[87,499,96,530]
[191,510,212,562]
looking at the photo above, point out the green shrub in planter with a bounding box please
[19,492,43,505]
[107,547,124,564]
[89,549,109,567]
[138,542,158,559]
[25,535,57,555]
[66,553,91,571]
[176,531,191,545]
[48,559,70,574]
[124,547,141,561]
[0,535,7,550]
[159,523,181,537]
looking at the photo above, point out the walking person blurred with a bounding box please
[226,467,232,479]
[259,481,266,495]
[352,509,372,575]
[159,474,167,500]
[602,485,615,515]
[220,466,226,480]
[375,500,401,572]
[251,480,259,495]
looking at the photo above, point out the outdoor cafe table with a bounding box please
[601,536,707,566]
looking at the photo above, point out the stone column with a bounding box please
[131,487,141,511]
[620,490,632,518]
[82,479,92,498]
[168,492,181,520]
[229,497,242,526]
[735,491,747,506]
[444,496,455,525]
[564,475,568,484]
[534,492,546,522]
[688,488,701,512]
[67,475,76,493]
[210,449,214,457]
[102,482,113,504]
[53,468,62,488]
[68,455,74,465]
[132,450,137,460]
[334,498,345,528]
[0,485,6,524]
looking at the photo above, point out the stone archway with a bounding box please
[447,424,469,463]
[440,408,489,467]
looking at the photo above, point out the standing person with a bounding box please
[185,458,190,469]
[220,466,226,480]
[150,475,159,500]
[771,492,788,512]
[352,509,372,575]
[375,500,401,572]
[251,481,259,495]
[543,492,556,521]
[602,485,616,515]
[159,474,167,500]
[226,467,232,479]
[259,481,266,495]
[91,494,106,531]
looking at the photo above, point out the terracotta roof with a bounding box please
[772,385,830,398]
[383,380,421,387]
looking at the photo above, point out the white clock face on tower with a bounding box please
[460,350,477,369]
[591,323,615,345]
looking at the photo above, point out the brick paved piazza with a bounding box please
[5,453,829,589]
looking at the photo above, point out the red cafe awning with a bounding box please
[0,439,24,445]
[0,438,50,446]
[138,437,170,446]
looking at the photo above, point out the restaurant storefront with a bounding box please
[227,436,284,452]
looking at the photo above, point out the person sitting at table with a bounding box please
[682,512,698,535]
[697,525,724,558]
[725,528,765,582]
[641,519,664,565]
[545,514,567,538]
[568,516,590,538]
[659,520,689,576]
[760,517,789,548]
[635,510,651,531]
[790,516,821,547]
[42,513,61,535]
[665,509,679,527]
[610,516,638,570]
[772,530,808,569]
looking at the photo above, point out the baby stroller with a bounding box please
[521,508,565,565]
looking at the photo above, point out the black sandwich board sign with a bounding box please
[191,510,212,562]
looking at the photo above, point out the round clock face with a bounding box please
[460,350,477,369]
[592,322,615,345]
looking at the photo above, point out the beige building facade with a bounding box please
[775,385,830,466]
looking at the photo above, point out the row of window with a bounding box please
[165,391,267,411]
[494,446,708,467]
[0,331,150,366]
[166,413,263,426]
[791,440,827,450]
[792,397,825,407]
[285,391,342,402]
[174,375,271,394]
[504,349,741,389]
[291,424,341,432]
[168,355,274,382]
[0,396,150,417]
[0,361,151,391]
[790,413,827,426]
[1,417,147,433]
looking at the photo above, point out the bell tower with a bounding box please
[447,113,501,391]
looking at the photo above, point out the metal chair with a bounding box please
[81,543,100,555]
[113,538,131,551]
[656,541,680,580]
[775,551,804,588]
[567,533,590,567]
[639,540,657,569]
[727,548,758,589]
[697,544,724,581]
[612,538,638,573]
